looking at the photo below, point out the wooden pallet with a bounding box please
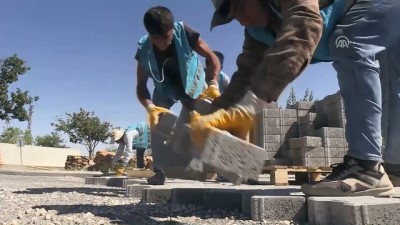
[263,165,332,186]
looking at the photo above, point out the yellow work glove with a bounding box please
[198,82,220,101]
[190,91,264,149]
[146,104,171,129]
[189,110,202,124]
[114,163,125,177]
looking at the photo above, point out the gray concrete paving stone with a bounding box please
[264,134,281,143]
[314,127,345,138]
[241,188,303,215]
[142,187,172,204]
[308,196,400,225]
[325,147,347,158]
[122,178,147,188]
[251,196,307,223]
[170,188,208,205]
[126,184,152,198]
[204,189,243,211]
[200,128,266,184]
[289,137,322,149]
[288,101,315,110]
[264,109,298,118]
[298,113,317,125]
[84,177,126,187]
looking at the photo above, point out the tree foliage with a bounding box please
[286,87,315,108]
[52,108,112,157]
[35,131,66,148]
[0,55,39,122]
[302,88,314,102]
[23,129,33,145]
[286,87,297,108]
[0,127,33,145]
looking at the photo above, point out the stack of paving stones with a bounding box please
[326,92,346,128]
[255,102,298,165]
[254,91,348,167]
[289,136,324,166]
[314,127,347,166]
[314,91,346,128]
[288,131,345,167]
[297,111,317,137]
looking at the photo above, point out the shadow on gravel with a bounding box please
[13,187,125,197]
[33,203,203,225]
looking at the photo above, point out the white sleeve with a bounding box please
[124,129,139,152]
[222,73,231,90]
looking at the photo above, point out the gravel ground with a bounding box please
[0,174,300,225]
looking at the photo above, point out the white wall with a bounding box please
[0,143,80,167]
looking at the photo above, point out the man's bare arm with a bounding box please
[194,38,220,82]
[136,63,152,108]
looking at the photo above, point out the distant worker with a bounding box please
[110,122,150,176]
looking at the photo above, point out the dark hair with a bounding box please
[143,6,174,36]
[213,51,224,66]
[206,51,224,67]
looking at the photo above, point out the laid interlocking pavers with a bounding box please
[84,176,125,187]
[308,196,400,225]
[251,196,306,223]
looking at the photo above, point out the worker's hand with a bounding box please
[190,91,264,149]
[198,82,220,101]
[146,104,171,129]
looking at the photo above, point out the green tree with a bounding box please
[0,127,32,145]
[52,108,112,157]
[0,55,39,122]
[35,131,66,148]
[27,97,38,131]
[302,88,314,102]
[23,129,33,145]
[286,87,297,108]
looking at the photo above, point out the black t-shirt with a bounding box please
[135,23,200,99]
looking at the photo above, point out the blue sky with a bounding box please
[0,0,339,155]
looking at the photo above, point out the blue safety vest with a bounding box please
[125,122,150,149]
[138,22,206,99]
[218,71,229,93]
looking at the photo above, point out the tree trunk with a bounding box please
[27,104,33,131]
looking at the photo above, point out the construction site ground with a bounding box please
[1,166,400,225]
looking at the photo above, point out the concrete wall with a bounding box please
[0,143,80,167]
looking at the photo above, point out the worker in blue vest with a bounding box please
[135,6,222,185]
[110,122,150,176]
[190,0,400,196]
